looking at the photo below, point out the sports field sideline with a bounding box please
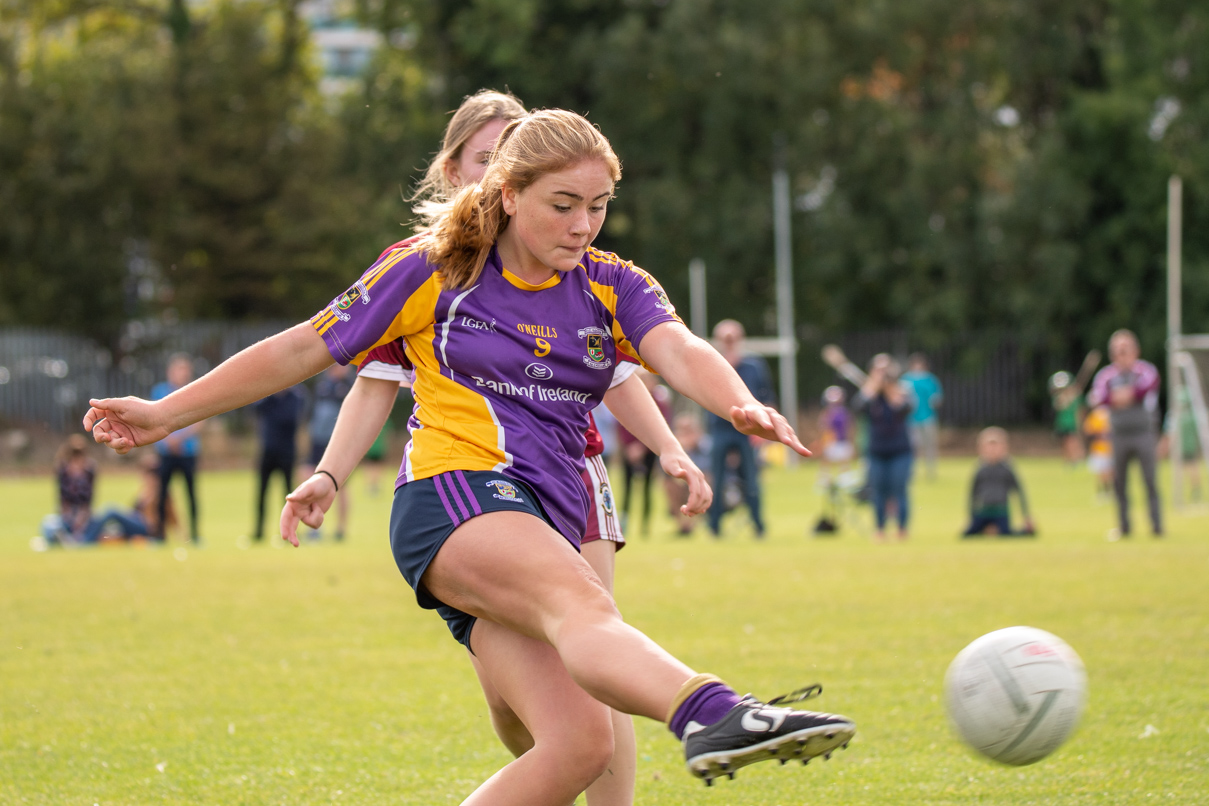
[2,458,1206,805]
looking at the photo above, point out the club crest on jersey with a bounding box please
[486,479,522,502]
[643,284,675,314]
[577,326,613,370]
[599,483,614,515]
[332,279,372,321]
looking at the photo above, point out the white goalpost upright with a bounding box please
[1167,176,1209,508]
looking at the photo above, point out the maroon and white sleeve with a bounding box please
[357,339,413,387]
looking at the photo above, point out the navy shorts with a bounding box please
[389,469,565,650]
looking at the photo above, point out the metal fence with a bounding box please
[0,322,291,432]
[1,323,1050,434]
[797,329,1046,427]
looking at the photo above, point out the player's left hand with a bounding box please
[280,473,337,547]
[730,404,811,457]
[659,448,712,515]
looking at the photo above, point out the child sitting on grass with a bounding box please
[963,427,1035,538]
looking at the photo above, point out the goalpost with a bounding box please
[1167,177,1209,508]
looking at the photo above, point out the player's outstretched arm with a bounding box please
[637,321,810,457]
[602,375,712,516]
[280,375,398,546]
[84,323,333,455]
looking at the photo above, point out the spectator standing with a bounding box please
[962,427,1034,537]
[707,320,774,538]
[854,354,915,541]
[303,363,353,540]
[902,353,943,480]
[151,353,202,543]
[253,386,305,541]
[1087,329,1162,538]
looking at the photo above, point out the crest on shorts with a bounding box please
[486,479,521,501]
[577,326,613,370]
[599,483,614,516]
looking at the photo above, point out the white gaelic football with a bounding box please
[944,626,1087,766]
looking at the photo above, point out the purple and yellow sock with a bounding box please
[667,673,743,740]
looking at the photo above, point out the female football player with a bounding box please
[282,89,703,806]
[85,109,855,805]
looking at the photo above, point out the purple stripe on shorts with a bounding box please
[433,475,460,526]
[455,471,482,516]
[442,472,472,521]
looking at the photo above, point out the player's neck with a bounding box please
[496,229,557,287]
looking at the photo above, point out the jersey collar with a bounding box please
[490,245,563,291]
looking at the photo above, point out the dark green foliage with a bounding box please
[1,0,1206,375]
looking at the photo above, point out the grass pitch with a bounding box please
[1,457,1207,804]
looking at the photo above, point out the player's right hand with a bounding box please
[280,473,337,547]
[83,397,170,455]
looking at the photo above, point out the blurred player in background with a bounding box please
[962,427,1034,537]
[707,319,774,538]
[1049,371,1085,465]
[665,412,709,535]
[1087,329,1162,538]
[303,363,352,540]
[616,370,672,536]
[902,353,943,480]
[817,385,854,483]
[151,354,202,543]
[252,386,305,541]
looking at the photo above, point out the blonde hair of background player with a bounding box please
[419,109,621,290]
[412,89,526,205]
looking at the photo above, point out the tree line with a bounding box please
[1,0,1205,376]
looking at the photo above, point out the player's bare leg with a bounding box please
[464,538,635,806]
[425,510,854,790]
[425,510,689,720]
[468,654,533,757]
[465,620,613,806]
[580,538,636,806]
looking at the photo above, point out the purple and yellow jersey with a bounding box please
[310,243,681,543]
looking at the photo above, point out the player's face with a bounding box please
[445,118,510,188]
[501,158,613,274]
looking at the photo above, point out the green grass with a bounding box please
[2,457,1207,804]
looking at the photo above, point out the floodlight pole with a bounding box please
[1167,176,1183,507]
[772,136,800,465]
[688,258,708,338]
